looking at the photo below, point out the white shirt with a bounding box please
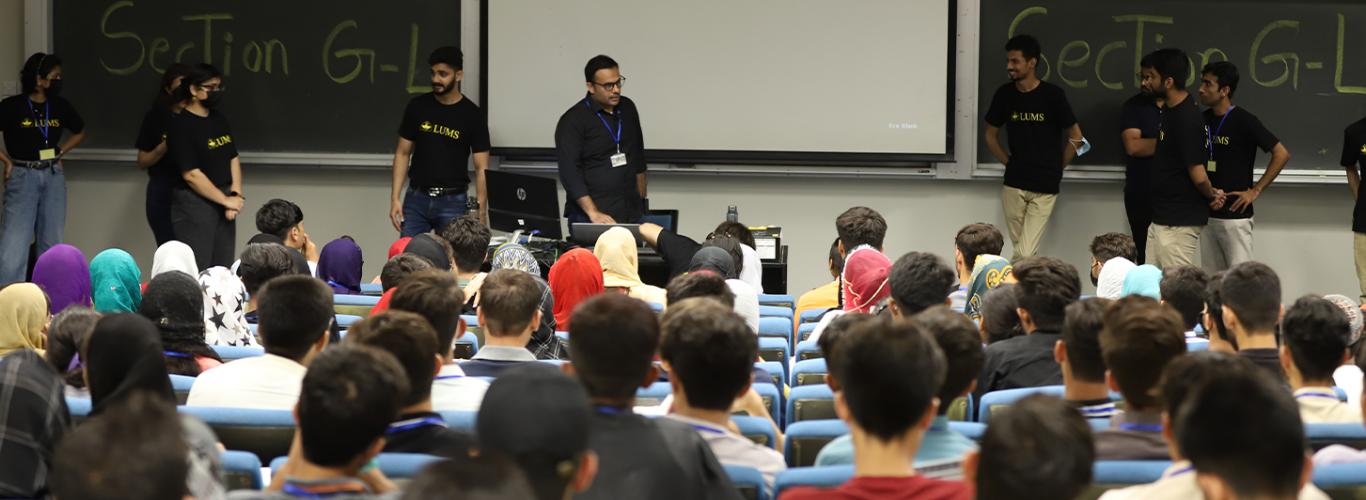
[727,279,762,333]
[1099,460,1330,500]
[664,414,786,489]
[430,363,490,412]
[186,354,306,410]
[1334,364,1362,408]
[1295,387,1363,424]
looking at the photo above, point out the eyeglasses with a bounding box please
[591,76,626,91]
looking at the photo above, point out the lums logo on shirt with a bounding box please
[1359,144,1366,156]
[1213,136,1231,146]
[18,118,60,128]
[420,121,461,140]
[207,135,233,149]
[1010,112,1046,123]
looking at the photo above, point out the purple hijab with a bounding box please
[317,237,364,294]
[31,244,92,315]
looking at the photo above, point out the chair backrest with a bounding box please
[67,396,91,419]
[753,382,783,424]
[758,317,793,338]
[1093,460,1173,485]
[945,395,973,422]
[335,314,363,327]
[758,294,796,309]
[797,322,818,342]
[757,337,790,364]
[1186,338,1210,352]
[725,464,772,500]
[170,374,195,405]
[791,358,827,387]
[220,450,264,491]
[786,385,836,427]
[212,345,266,362]
[947,421,986,440]
[1314,462,1366,496]
[784,419,848,467]
[179,406,295,462]
[1307,423,1366,451]
[755,361,785,389]
[774,465,854,498]
[636,381,672,407]
[976,385,1066,422]
[453,331,479,360]
[795,339,822,361]
[798,309,825,325]
[333,294,381,306]
[437,410,478,434]
[733,415,779,450]
[759,305,793,320]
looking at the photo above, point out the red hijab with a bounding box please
[387,237,413,260]
[841,248,891,313]
[370,289,395,316]
[549,248,605,331]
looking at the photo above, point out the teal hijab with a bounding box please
[90,249,143,313]
[1121,264,1162,299]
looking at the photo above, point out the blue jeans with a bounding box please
[401,188,468,237]
[0,163,65,285]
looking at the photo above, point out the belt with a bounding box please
[14,159,56,170]
[412,186,466,197]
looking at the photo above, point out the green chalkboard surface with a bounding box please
[53,0,460,154]
[978,0,1366,170]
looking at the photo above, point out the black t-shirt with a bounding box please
[1341,118,1366,233]
[135,107,181,181]
[984,81,1077,194]
[397,94,491,190]
[0,95,84,161]
[168,110,238,188]
[1149,95,1209,227]
[1120,93,1162,193]
[1203,107,1279,219]
[381,411,475,459]
[555,96,648,222]
[656,229,703,279]
[580,411,740,500]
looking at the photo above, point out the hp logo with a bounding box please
[516,188,527,201]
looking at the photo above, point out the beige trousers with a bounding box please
[1001,186,1057,261]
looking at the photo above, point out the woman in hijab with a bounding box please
[689,246,761,333]
[388,236,413,259]
[549,248,603,332]
[31,244,92,315]
[318,236,364,294]
[404,233,453,272]
[149,240,198,279]
[0,283,50,357]
[492,243,567,360]
[90,249,142,313]
[1121,264,1162,299]
[141,271,223,375]
[1095,257,1137,300]
[43,306,99,395]
[808,248,892,344]
[198,267,256,347]
[594,226,667,306]
[964,254,1013,322]
[0,349,69,498]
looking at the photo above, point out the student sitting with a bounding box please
[369,253,434,316]
[1056,298,1117,419]
[951,223,1005,313]
[388,270,490,412]
[1160,265,1209,337]
[794,238,843,324]
[460,269,543,378]
[887,252,958,318]
[978,284,1022,345]
[686,244,760,332]
[139,271,223,375]
[1093,296,1187,460]
[187,275,333,409]
[51,391,195,500]
[964,395,1095,500]
[1325,294,1365,407]
[975,257,1079,400]
[1281,295,1361,423]
[438,214,492,309]
[399,453,537,500]
[780,316,970,499]
[476,364,599,500]
[236,242,297,322]
[1090,232,1137,299]
[1221,262,1287,380]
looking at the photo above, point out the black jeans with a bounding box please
[1124,188,1151,265]
[171,186,236,270]
[146,176,176,246]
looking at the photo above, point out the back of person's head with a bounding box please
[665,272,735,307]
[1101,296,1188,410]
[1061,298,1111,384]
[1161,352,1262,434]
[1205,271,1233,348]
[345,311,440,408]
[255,198,304,240]
[479,269,543,337]
[835,206,887,251]
[980,284,1023,344]
[391,270,465,358]
[567,294,659,402]
[237,243,295,295]
[381,253,434,292]
[701,236,744,276]
[1282,295,1352,383]
[1161,266,1209,330]
[955,223,1004,268]
[477,364,595,500]
[888,252,957,316]
[818,313,876,387]
[834,316,945,441]
[297,345,409,468]
[1012,257,1081,332]
[1220,261,1282,334]
[428,45,464,70]
[46,306,100,387]
[972,395,1094,500]
[916,306,985,415]
[710,221,756,249]
[827,238,844,278]
[1175,357,1306,499]
[439,215,493,273]
[256,275,333,362]
[660,299,757,411]
[51,391,188,500]
[402,452,536,500]
[1090,232,1137,263]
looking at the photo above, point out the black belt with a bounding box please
[411,186,466,197]
[14,159,56,170]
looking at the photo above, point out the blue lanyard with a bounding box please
[27,97,50,146]
[1296,392,1340,400]
[583,98,622,150]
[1208,106,1235,160]
[281,481,368,498]
[595,404,626,416]
[434,374,464,380]
[690,423,727,435]
[1166,465,1194,478]
[163,351,192,359]
[1119,423,1163,432]
[385,416,447,435]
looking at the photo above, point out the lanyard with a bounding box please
[1165,465,1194,478]
[385,416,448,435]
[434,374,464,381]
[583,98,622,152]
[689,423,727,435]
[281,480,368,498]
[1295,391,1340,400]
[27,97,50,146]
[1207,106,1235,160]
[1119,423,1163,432]
[163,351,192,359]
[594,404,626,416]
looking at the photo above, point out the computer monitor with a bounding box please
[486,170,562,240]
[641,209,679,233]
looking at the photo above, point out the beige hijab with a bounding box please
[593,227,667,306]
[0,283,49,356]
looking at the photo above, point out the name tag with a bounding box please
[611,152,628,168]
[1206,160,1217,173]
[38,148,56,161]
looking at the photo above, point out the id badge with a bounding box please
[1206,160,1217,173]
[611,152,628,168]
[38,148,56,161]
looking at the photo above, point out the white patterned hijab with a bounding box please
[197,267,258,347]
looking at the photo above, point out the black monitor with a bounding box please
[486,170,563,240]
[641,209,679,233]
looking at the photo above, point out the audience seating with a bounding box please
[755,361,785,389]
[774,465,854,497]
[270,453,443,481]
[794,339,821,360]
[733,415,779,450]
[335,314,362,328]
[1307,423,1366,451]
[976,386,1066,423]
[461,314,483,347]
[637,381,672,407]
[798,309,824,325]
[436,411,477,433]
[333,294,380,306]
[758,294,796,309]
[948,421,986,440]
[1091,460,1171,486]
[359,283,383,295]
[785,419,847,467]
[786,385,836,427]
[758,317,793,339]
[757,337,790,364]
[211,345,266,361]
[1186,337,1209,352]
[66,397,91,420]
[759,305,793,320]
[221,450,264,491]
[791,358,827,387]
[178,406,294,462]
[554,331,569,342]
[453,331,479,359]
[724,465,772,500]
[170,374,195,404]
[797,322,818,342]
[648,302,664,313]
[753,382,783,423]
[945,396,973,422]
[1313,463,1366,497]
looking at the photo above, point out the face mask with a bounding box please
[202,90,223,109]
[44,79,62,98]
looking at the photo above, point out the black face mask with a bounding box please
[44,79,62,98]
[202,90,223,109]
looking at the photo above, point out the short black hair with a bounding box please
[818,313,876,382]
[390,270,466,358]
[835,207,887,251]
[1161,266,1209,330]
[976,395,1094,500]
[402,452,535,500]
[710,221,756,249]
[256,276,334,362]
[1283,295,1352,382]
[52,391,188,500]
[1100,296,1188,410]
[1202,61,1241,98]
[1012,257,1081,332]
[20,52,62,95]
[1146,48,1190,89]
[480,269,544,337]
[583,54,619,83]
[660,299,757,411]
[254,199,304,240]
[1220,261,1282,333]
[297,345,409,467]
[955,223,1004,268]
[980,284,1023,344]
[345,311,440,408]
[439,215,492,273]
[835,317,945,441]
[827,238,844,277]
[1089,232,1136,263]
[567,294,659,402]
[701,236,744,276]
[1161,351,1261,434]
[428,46,464,70]
[666,272,735,308]
[916,306,985,415]
[381,253,434,292]
[237,243,296,295]
[889,252,957,316]
[1205,271,1233,348]
[1005,34,1042,62]
[1175,359,1305,498]
[1061,298,1110,383]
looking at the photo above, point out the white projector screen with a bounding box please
[483,0,954,164]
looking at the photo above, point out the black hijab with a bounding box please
[140,271,221,376]
[85,314,175,416]
[0,350,69,498]
[404,234,451,271]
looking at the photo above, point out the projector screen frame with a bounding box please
[478,0,959,167]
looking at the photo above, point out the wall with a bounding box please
[0,0,22,95]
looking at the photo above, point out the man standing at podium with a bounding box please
[555,55,648,225]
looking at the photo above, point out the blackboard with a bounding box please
[978,0,1366,170]
[53,0,460,154]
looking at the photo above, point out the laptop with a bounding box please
[570,223,644,247]
[486,170,562,240]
